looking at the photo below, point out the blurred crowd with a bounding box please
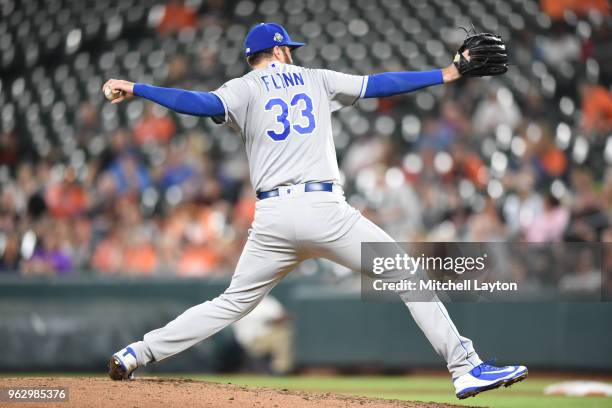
[0,0,610,280]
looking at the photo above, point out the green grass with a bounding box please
[187,374,612,408]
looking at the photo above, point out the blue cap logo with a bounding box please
[244,23,306,57]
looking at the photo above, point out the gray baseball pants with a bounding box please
[131,186,482,377]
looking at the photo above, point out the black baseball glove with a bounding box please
[453,33,508,77]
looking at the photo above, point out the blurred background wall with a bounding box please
[0,0,610,372]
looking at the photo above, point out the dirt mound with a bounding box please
[0,377,466,408]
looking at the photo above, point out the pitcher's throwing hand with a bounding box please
[102,79,134,104]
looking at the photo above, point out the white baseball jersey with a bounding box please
[211,62,368,192]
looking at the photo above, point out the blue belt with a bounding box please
[257,182,333,200]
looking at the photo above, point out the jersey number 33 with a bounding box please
[264,93,316,141]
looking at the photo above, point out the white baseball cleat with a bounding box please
[454,362,528,399]
[108,346,138,381]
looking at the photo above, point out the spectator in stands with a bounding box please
[417,116,456,152]
[0,231,20,273]
[524,193,570,242]
[503,169,544,237]
[108,152,152,196]
[451,141,487,188]
[565,167,608,241]
[122,236,157,275]
[580,83,612,134]
[472,87,522,135]
[158,142,197,191]
[175,204,222,276]
[0,131,20,167]
[166,55,190,86]
[177,243,220,277]
[541,0,609,20]
[44,167,88,218]
[341,135,392,176]
[536,24,581,66]
[156,0,198,35]
[133,104,176,144]
[570,167,602,216]
[466,198,507,241]
[532,127,568,183]
[91,226,123,275]
[368,165,423,241]
[75,101,101,142]
[21,220,73,276]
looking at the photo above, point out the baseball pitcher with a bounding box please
[104,23,526,399]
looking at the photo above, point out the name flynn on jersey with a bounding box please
[260,72,305,92]
[372,279,518,293]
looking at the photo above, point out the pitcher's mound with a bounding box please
[0,377,464,408]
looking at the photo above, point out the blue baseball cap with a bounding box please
[244,23,305,57]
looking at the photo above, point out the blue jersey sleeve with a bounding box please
[133,84,225,117]
[364,70,443,98]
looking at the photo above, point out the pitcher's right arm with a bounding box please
[101,79,225,117]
